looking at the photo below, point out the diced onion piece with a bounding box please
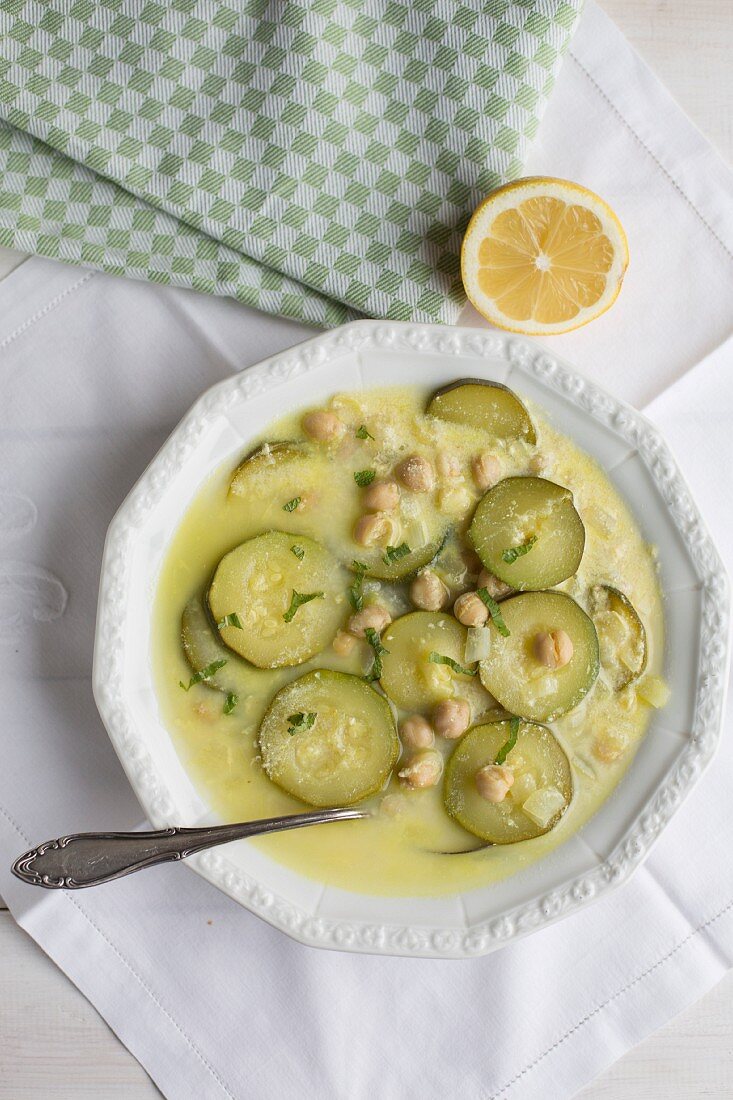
[572,755,597,781]
[465,625,491,664]
[636,674,670,709]
[522,786,567,828]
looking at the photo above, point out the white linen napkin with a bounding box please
[1,4,733,1098]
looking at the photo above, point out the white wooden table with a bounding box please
[2,2,732,1095]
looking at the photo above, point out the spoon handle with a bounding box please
[11,808,368,889]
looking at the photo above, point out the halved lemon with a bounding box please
[461,177,629,335]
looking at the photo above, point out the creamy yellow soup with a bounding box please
[152,385,665,897]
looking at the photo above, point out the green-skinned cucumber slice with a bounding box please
[207,532,345,669]
[231,440,447,583]
[589,584,648,690]
[228,440,334,522]
[230,441,305,495]
[181,595,276,697]
[469,476,585,590]
[361,528,449,582]
[259,670,399,807]
[444,719,572,844]
[479,591,599,721]
[427,379,536,444]
[379,610,485,713]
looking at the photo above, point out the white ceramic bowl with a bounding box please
[93,320,730,958]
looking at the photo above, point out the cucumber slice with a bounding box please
[469,476,585,590]
[259,670,399,807]
[427,379,536,444]
[181,595,274,697]
[589,584,648,690]
[230,441,305,495]
[230,439,446,582]
[229,439,334,519]
[479,591,599,721]
[431,530,470,589]
[379,611,474,712]
[207,532,345,669]
[362,528,448,582]
[444,719,572,843]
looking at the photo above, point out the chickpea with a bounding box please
[433,698,471,739]
[471,452,501,491]
[353,512,393,547]
[363,479,400,512]
[332,630,357,657]
[348,604,391,638]
[302,409,345,443]
[453,590,489,627]
[477,569,512,600]
[398,750,443,789]
[534,629,574,669]
[436,451,461,479]
[400,714,435,750]
[410,569,449,611]
[395,453,435,493]
[475,763,514,803]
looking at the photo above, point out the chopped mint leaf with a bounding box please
[223,692,238,715]
[290,544,305,560]
[428,651,477,677]
[217,613,243,630]
[383,542,411,565]
[288,711,317,735]
[283,496,301,513]
[348,560,368,612]
[364,627,389,682]
[283,589,324,623]
[354,469,376,488]
[179,659,227,691]
[477,588,511,637]
[355,425,374,440]
[495,716,520,765]
[501,536,538,565]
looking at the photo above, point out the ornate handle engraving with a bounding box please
[12,807,368,889]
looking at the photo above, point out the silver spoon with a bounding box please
[11,807,369,890]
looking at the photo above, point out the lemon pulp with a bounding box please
[462,178,628,335]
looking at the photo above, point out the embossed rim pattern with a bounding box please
[93,320,730,958]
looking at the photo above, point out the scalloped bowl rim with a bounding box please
[93,320,731,959]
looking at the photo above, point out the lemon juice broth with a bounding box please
[153,385,664,897]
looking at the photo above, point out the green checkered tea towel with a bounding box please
[0,0,582,327]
